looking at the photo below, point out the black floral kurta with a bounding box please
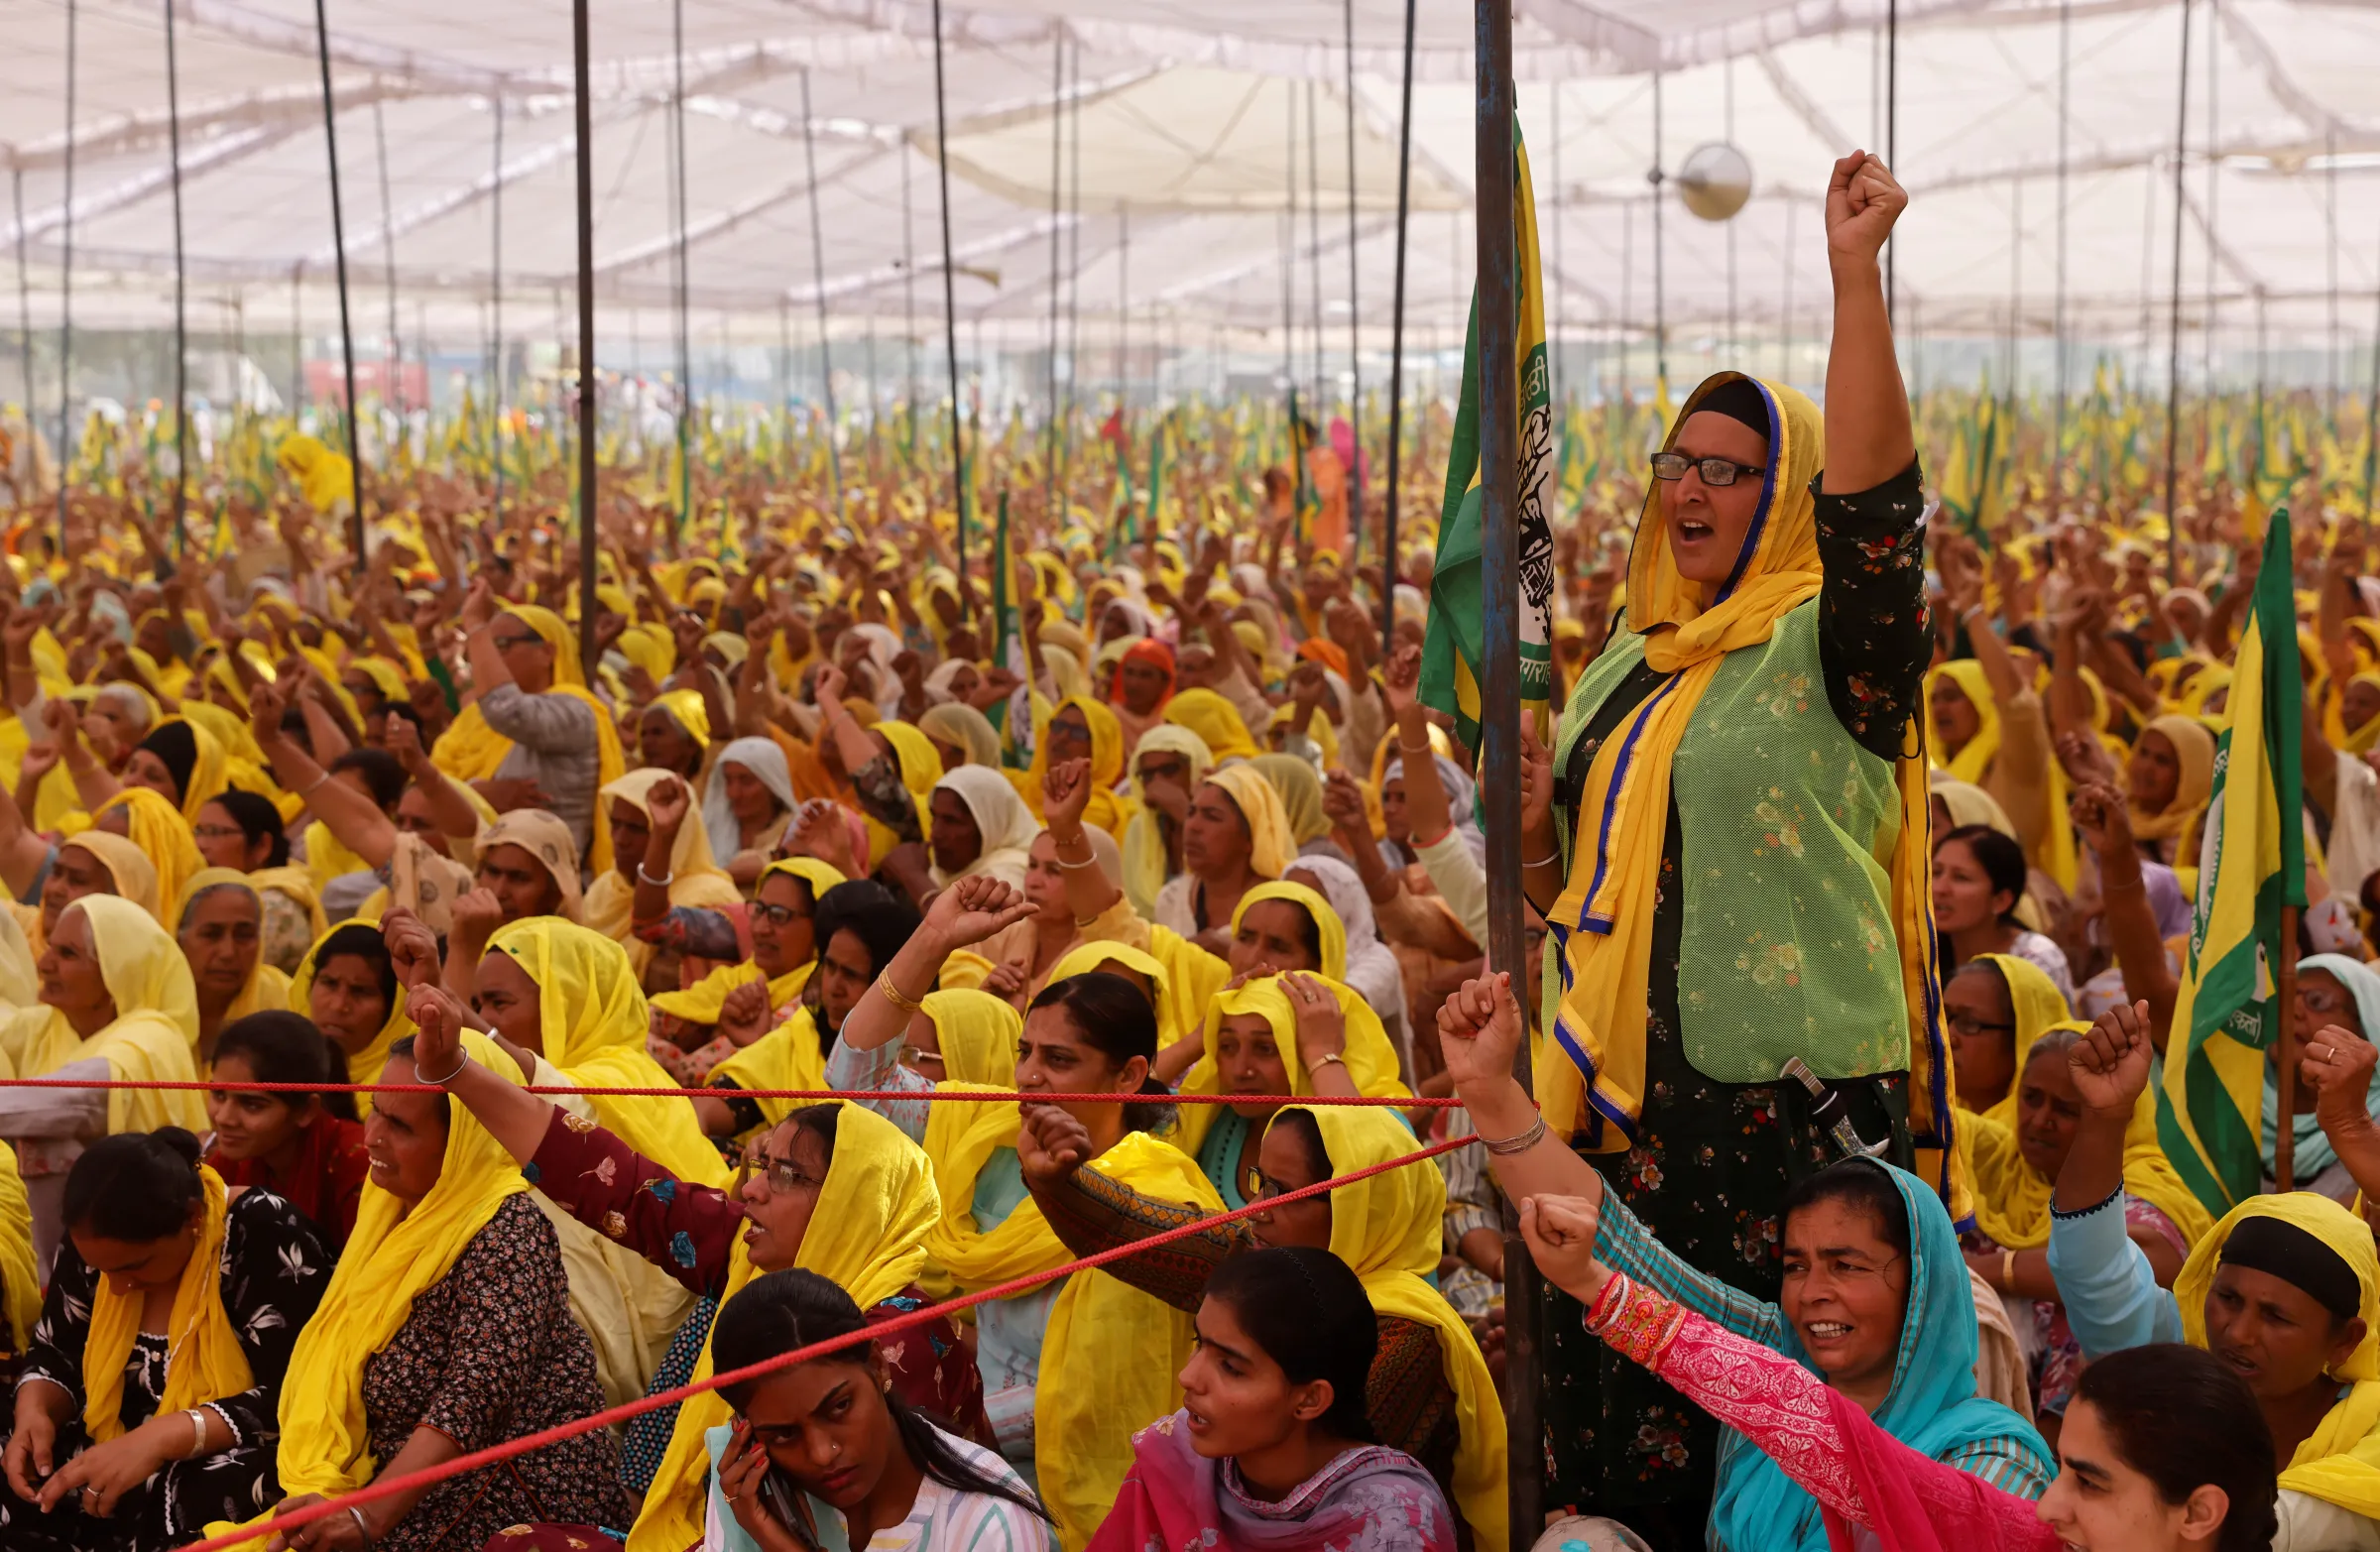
[359,1193,631,1552]
[1540,462,1932,1549]
[0,1187,330,1552]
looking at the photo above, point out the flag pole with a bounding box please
[312,0,367,555]
[1474,0,1540,1539]
[1380,0,1415,658]
[930,0,970,618]
[2276,904,2300,1191]
[571,0,598,672]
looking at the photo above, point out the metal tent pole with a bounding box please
[1473,0,1540,1541]
[2363,226,2380,520]
[572,0,598,667]
[930,0,970,612]
[491,95,506,527]
[2054,0,2070,471]
[671,0,691,528]
[1306,80,1324,412]
[11,172,30,420]
[1651,69,1667,390]
[312,0,367,549]
[164,0,189,551]
[799,67,844,521]
[1381,0,1415,655]
[2160,0,2194,586]
[373,101,402,425]
[900,146,918,466]
[1886,0,1899,322]
[56,0,76,553]
[1044,29,1064,520]
[1342,0,1364,562]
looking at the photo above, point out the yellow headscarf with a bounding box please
[290,925,415,1105]
[1162,687,1260,764]
[628,1100,939,1552]
[0,895,204,1134]
[920,1090,1219,1549]
[1548,374,1951,1203]
[1230,880,1348,981]
[919,988,1023,1088]
[1026,695,1135,839]
[2127,713,2215,848]
[1251,753,1330,847]
[1121,725,1214,916]
[1281,1106,1506,1548]
[173,868,295,1033]
[2178,1193,2380,1517]
[0,1140,37,1353]
[1203,763,1295,881]
[1045,939,1183,1047]
[862,720,945,870]
[580,769,744,977]
[224,1033,530,1528]
[95,784,206,921]
[61,830,164,922]
[485,917,728,1188]
[1171,973,1408,1159]
[83,1165,254,1442]
[1926,656,2079,892]
[1955,960,2208,1251]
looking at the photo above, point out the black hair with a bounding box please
[812,881,921,988]
[1270,1108,1330,1182]
[330,747,408,812]
[384,1034,451,1126]
[1781,1158,1911,1266]
[2074,1344,2278,1552]
[210,787,292,868]
[62,1128,204,1242]
[711,1269,1053,1524]
[1937,822,2030,926]
[1030,971,1174,1134]
[782,1102,841,1162]
[213,1010,360,1123]
[136,720,199,805]
[313,922,398,1013]
[1203,1248,1377,1444]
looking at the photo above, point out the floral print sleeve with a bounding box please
[1815,457,1931,762]
[851,755,924,843]
[204,1189,335,1446]
[524,1108,743,1299]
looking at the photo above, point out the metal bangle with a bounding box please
[1480,1115,1549,1156]
[346,1505,374,1547]
[1055,851,1102,871]
[637,863,675,888]
[1524,850,1560,870]
[876,973,926,1015]
[415,1051,469,1087]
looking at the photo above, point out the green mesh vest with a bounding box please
[1557,598,1909,1081]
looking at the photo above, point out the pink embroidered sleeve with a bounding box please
[1586,1272,1870,1524]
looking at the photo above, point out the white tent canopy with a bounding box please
[2,0,2377,377]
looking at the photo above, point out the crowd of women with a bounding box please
[0,145,2373,1552]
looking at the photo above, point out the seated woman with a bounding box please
[637,689,712,784]
[442,807,582,1001]
[41,831,163,937]
[1950,963,2208,1429]
[0,896,205,1268]
[1092,1247,1459,1552]
[192,787,323,979]
[929,766,1041,892]
[1933,825,2077,1012]
[955,760,1146,1007]
[2122,715,2214,868]
[393,980,983,1551]
[204,1012,369,1252]
[175,870,292,1064]
[919,698,1005,776]
[838,878,1218,1544]
[0,1128,331,1552]
[1023,1100,1505,1546]
[1521,1193,2278,1552]
[1151,764,1295,956]
[705,1269,1054,1552]
[91,786,205,921]
[2049,1005,2380,1550]
[646,857,846,1088]
[1023,696,1133,840]
[693,880,920,1140]
[293,923,413,1097]
[1282,855,1410,1069]
[584,769,741,993]
[1436,971,2053,1551]
[701,735,803,887]
[1120,725,1212,917]
[2265,953,2380,1198]
[223,1031,629,1552]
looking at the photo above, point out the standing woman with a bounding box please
[1523,154,1947,1536]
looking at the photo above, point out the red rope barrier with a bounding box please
[173,1131,1480,1552]
[0,1077,1458,1107]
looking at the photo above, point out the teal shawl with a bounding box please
[1709,1159,2052,1552]
[2263,953,2380,1183]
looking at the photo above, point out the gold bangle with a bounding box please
[1312,1052,1347,1070]
[876,973,925,1015]
[1999,1249,2016,1287]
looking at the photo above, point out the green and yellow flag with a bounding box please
[2157,510,2307,1215]
[1419,116,1555,748]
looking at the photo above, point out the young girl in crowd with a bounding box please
[203,1011,369,1251]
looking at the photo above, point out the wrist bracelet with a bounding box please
[347,1504,374,1546]
[415,1051,469,1086]
[185,1407,209,1455]
[1481,1115,1549,1155]
[1999,1249,2016,1288]
[876,973,926,1015]
[1524,850,1560,870]
[1311,1052,1347,1070]
[638,863,675,888]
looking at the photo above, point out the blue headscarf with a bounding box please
[2264,953,2380,1183]
[1708,1159,2052,1552]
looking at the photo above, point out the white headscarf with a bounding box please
[701,736,800,863]
[929,766,1041,890]
[1383,752,1486,863]
[1283,854,1404,1031]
